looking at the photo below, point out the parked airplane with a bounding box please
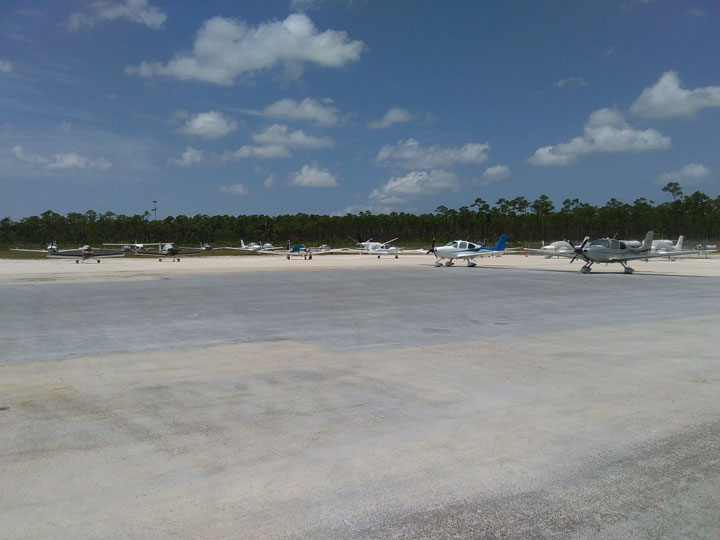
[259,241,342,260]
[525,238,588,258]
[547,231,698,274]
[346,237,424,258]
[12,243,124,263]
[427,234,508,267]
[222,239,283,252]
[132,242,211,262]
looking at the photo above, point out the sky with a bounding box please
[1,0,719,219]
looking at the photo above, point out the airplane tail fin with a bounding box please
[240,239,246,248]
[674,235,683,250]
[640,231,654,252]
[490,234,507,251]
[286,240,291,251]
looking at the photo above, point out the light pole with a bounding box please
[152,200,157,221]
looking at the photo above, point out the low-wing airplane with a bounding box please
[12,242,124,263]
[622,235,685,254]
[545,231,698,274]
[427,234,508,267]
[524,238,588,258]
[129,242,211,262]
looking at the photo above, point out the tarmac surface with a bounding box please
[1,255,719,538]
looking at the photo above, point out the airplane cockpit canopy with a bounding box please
[445,241,458,247]
[589,239,610,248]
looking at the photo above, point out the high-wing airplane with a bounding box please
[544,231,698,274]
[258,241,342,260]
[345,237,425,258]
[427,234,508,267]
[221,239,284,252]
[12,242,124,263]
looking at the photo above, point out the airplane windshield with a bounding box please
[589,239,610,248]
[445,242,458,247]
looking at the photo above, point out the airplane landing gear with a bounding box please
[394,254,399,259]
[434,260,443,267]
[467,260,477,267]
[581,265,592,274]
[624,266,634,274]
[97,259,101,263]
[377,255,381,259]
[445,260,454,267]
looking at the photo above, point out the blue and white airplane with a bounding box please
[427,234,508,267]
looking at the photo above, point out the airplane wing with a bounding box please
[523,248,572,258]
[11,248,51,253]
[48,251,125,259]
[608,250,700,262]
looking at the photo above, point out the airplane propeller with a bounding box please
[426,237,437,258]
[568,237,590,264]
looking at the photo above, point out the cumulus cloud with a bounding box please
[369,169,460,206]
[66,0,166,31]
[11,145,111,170]
[376,138,490,169]
[474,165,511,185]
[169,147,204,167]
[252,124,334,149]
[657,163,710,186]
[126,13,365,85]
[180,111,237,139]
[291,163,337,187]
[529,108,670,166]
[221,145,290,161]
[256,98,339,125]
[218,183,248,195]
[630,71,720,119]
[0,59,12,73]
[367,107,413,129]
[263,173,276,188]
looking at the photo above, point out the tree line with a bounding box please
[2,183,719,248]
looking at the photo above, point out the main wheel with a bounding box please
[581,265,591,274]
[624,266,634,274]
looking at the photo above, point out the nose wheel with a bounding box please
[622,264,634,274]
[581,265,591,274]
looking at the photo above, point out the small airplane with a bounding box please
[525,239,588,258]
[345,236,424,258]
[133,242,212,262]
[12,242,124,263]
[542,231,698,274]
[258,241,342,260]
[427,234,508,267]
[222,239,284,252]
[621,235,685,254]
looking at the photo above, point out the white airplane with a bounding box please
[427,234,508,267]
[222,239,284,252]
[543,231,698,274]
[346,237,424,258]
[524,238,588,258]
[12,242,125,263]
[258,241,343,260]
[132,242,212,262]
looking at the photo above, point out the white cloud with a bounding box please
[180,111,237,139]
[369,169,460,206]
[252,124,334,149]
[11,145,112,170]
[475,165,511,185]
[263,174,276,188]
[67,0,166,31]
[630,71,720,119]
[126,13,365,85]
[657,163,710,186]
[291,163,337,187]
[221,145,290,161]
[218,183,248,196]
[375,138,490,169]
[367,107,413,129]
[169,147,204,167]
[257,98,339,125]
[554,77,588,89]
[0,59,12,73]
[529,108,670,166]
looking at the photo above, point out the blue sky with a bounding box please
[2,0,719,219]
